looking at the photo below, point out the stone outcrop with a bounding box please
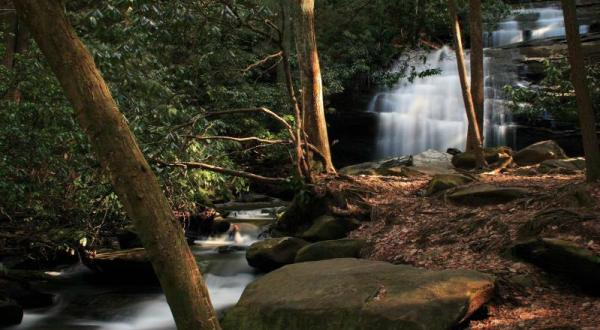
[246,237,308,272]
[513,140,568,166]
[294,239,368,263]
[301,215,361,242]
[222,258,496,330]
[446,184,529,206]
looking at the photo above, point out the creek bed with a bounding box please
[8,208,274,330]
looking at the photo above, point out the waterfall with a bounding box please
[371,6,589,159]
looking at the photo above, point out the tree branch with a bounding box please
[242,51,283,73]
[187,135,290,145]
[204,107,293,134]
[153,159,289,184]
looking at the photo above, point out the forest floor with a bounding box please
[325,171,600,329]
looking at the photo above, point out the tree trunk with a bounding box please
[561,0,600,182]
[2,1,29,103]
[280,0,311,181]
[14,2,221,329]
[467,0,485,151]
[447,0,486,167]
[292,0,336,174]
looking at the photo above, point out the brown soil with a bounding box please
[324,171,600,329]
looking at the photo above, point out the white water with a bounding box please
[485,7,589,47]
[372,6,589,158]
[9,210,271,330]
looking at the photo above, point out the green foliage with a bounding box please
[505,60,600,124]
[0,0,510,259]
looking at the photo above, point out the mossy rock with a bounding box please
[246,237,308,272]
[274,189,330,235]
[301,215,361,242]
[0,278,54,309]
[339,156,413,176]
[511,238,600,294]
[446,184,529,206]
[451,147,512,169]
[294,239,368,263]
[517,208,586,240]
[425,174,476,196]
[538,157,586,174]
[222,258,496,330]
[514,140,567,166]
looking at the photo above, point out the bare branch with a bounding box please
[187,135,290,145]
[242,51,283,73]
[154,159,289,184]
[204,107,293,133]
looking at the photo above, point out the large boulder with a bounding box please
[511,238,600,294]
[514,140,567,166]
[222,258,496,330]
[425,174,476,196]
[516,208,587,240]
[301,215,361,242]
[446,184,529,206]
[273,189,331,235]
[538,157,586,174]
[0,297,23,327]
[339,156,413,176]
[0,278,54,309]
[451,147,512,169]
[246,237,308,272]
[294,239,368,263]
[83,248,156,284]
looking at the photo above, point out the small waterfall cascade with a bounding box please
[371,5,590,159]
[485,7,589,47]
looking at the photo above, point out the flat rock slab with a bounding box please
[222,258,495,330]
[512,238,600,294]
[447,184,529,206]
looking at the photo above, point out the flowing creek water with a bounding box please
[7,208,277,330]
[371,5,590,159]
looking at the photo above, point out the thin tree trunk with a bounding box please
[292,0,336,174]
[468,0,485,151]
[14,2,221,329]
[280,0,311,181]
[2,2,29,103]
[448,0,486,167]
[561,0,600,182]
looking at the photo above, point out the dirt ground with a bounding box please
[327,171,600,329]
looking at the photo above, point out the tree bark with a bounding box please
[14,1,221,329]
[561,0,600,182]
[2,2,28,103]
[292,0,336,174]
[280,0,311,181]
[467,0,485,151]
[448,0,486,168]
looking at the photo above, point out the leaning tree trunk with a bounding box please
[292,0,336,174]
[13,2,221,329]
[467,0,485,151]
[447,0,486,167]
[561,0,600,182]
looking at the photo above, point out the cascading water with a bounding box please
[485,7,589,47]
[371,5,590,159]
[9,207,278,330]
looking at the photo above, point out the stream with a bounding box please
[6,209,276,330]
